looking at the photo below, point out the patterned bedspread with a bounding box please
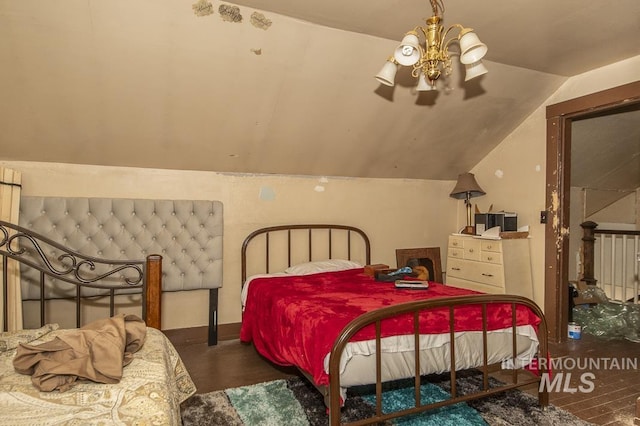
[0,324,196,425]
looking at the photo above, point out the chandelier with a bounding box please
[375,0,488,91]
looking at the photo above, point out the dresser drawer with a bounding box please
[480,240,502,253]
[447,247,464,259]
[449,236,466,249]
[447,276,504,294]
[449,237,481,261]
[481,251,503,264]
[462,239,481,261]
[469,262,504,287]
[446,234,533,299]
[447,258,504,287]
[448,236,482,260]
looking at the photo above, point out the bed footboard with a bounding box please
[328,294,549,426]
[0,220,162,330]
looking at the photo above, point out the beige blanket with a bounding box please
[13,314,146,391]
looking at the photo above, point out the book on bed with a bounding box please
[394,280,429,289]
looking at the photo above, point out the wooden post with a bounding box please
[580,221,598,286]
[145,254,162,329]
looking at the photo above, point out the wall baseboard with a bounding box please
[164,322,241,345]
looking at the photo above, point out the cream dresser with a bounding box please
[446,234,533,299]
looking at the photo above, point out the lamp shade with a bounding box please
[416,74,436,91]
[393,32,421,66]
[449,172,486,199]
[459,30,488,65]
[375,60,398,86]
[464,60,488,81]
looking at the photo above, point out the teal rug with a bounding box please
[181,370,591,425]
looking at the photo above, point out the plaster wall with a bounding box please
[1,160,457,329]
[4,55,639,329]
[470,55,640,309]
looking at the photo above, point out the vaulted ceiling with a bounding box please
[1,0,639,181]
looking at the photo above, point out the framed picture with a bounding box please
[395,247,443,283]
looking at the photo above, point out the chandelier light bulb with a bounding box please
[393,32,421,66]
[401,46,414,56]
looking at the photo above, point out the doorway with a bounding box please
[544,80,640,342]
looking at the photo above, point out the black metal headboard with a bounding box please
[0,220,162,331]
[241,224,371,285]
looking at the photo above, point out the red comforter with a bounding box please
[240,268,540,387]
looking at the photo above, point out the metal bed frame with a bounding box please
[241,224,548,425]
[0,220,162,330]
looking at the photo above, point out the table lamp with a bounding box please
[450,172,486,235]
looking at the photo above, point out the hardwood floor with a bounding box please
[166,325,640,425]
[165,325,297,392]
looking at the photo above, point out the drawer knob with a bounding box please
[481,273,494,277]
[487,256,493,261]
[468,248,474,253]
[453,242,458,246]
[487,245,492,249]
[451,267,461,271]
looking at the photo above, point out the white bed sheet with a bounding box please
[331,325,538,387]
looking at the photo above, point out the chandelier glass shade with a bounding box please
[375,0,488,91]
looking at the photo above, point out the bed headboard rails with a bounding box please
[0,220,161,331]
[241,224,371,284]
[19,197,223,298]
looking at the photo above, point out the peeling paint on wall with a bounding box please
[250,48,262,55]
[192,0,213,16]
[259,186,275,201]
[251,12,272,30]
[550,189,564,250]
[219,4,242,23]
[551,190,559,226]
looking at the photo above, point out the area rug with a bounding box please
[181,370,591,425]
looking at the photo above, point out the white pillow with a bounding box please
[284,259,363,275]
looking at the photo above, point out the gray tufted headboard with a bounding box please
[19,197,223,296]
[19,196,224,345]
